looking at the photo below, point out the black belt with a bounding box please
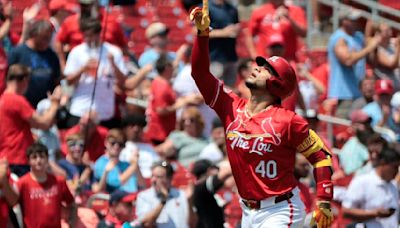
[242,191,294,210]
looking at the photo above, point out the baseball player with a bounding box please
[189,4,333,228]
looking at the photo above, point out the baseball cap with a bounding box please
[49,0,76,13]
[145,22,169,39]
[109,190,137,205]
[350,109,371,124]
[375,79,394,95]
[191,159,217,179]
[265,33,284,48]
[338,7,362,21]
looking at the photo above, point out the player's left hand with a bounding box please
[310,201,333,228]
[189,6,210,35]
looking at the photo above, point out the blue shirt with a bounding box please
[8,44,60,108]
[94,155,138,193]
[138,48,176,79]
[362,101,382,127]
[207,0,238,62]
[328,29,365,100]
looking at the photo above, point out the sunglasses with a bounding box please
[108,140,125,148]
[67,140,85,148]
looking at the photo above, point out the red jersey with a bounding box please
[146,77,177,142]
[0,92,34,165]
[192,37,309,200]
[61,125,108,161]
[56,13,126,50]
[248,3,306,60]
[17,173,74,228]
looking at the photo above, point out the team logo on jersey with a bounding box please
[226,112,282,156]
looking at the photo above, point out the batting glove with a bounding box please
[310,201,333,228]
[189,7,211,36]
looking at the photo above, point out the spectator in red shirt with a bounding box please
[246,0,307,61]
[145,54,196,145]
[14,143,77,228]
[0,159,18,228]
[55,0,127,72]
[0,64,61,177]
[61,111,108,162]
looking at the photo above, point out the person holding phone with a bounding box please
[342,145,400,227]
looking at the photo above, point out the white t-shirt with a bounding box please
[173,64,217,137]
[64,42,128,120]
[119,141,160,178]
[342,170,399,228]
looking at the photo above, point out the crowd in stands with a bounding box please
[1,0,400,227]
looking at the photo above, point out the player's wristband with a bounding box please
[316,180,333,201]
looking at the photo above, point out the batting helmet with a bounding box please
[255,56,296,99]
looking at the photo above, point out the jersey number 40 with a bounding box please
[255,160,277,178]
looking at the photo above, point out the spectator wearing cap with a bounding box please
[93,129,145,193]
[119,113,160,180]
[199,117,226,164]
[327,7,381,119]
[349,77,376,115]
[0,64,61,177]
[342,146,400,227]
[362,79,394,127]
[191,159,232,228]
[55,0,127,71]
[206,0,240,87]
[48,0,75,49]
[246,0,307,61]
[338,109,375,175]
[139,22,186,79]
[8,19,61,108]
[64,17,128,128]
[98,190,141,228]
[136,161,197,228]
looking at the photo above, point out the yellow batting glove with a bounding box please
[310,201,333,228]
[189,6,210,36]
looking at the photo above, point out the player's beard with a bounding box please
[245,80,263,91]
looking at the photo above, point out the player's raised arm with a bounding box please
[189,4,221,105]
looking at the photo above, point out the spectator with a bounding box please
[199,117,227,164]
[389,91,400,139]
[294,153,314,214]
[55,0,127,71]
[234,57,252,99]
[8,19,61,108]
[0,64,61,177]
[136,161,197,228]
[350,77,376,114]
[98,190,141,228]
[362,79,394,127]
[0,1,13,95]
[156,106,209,167]
[191,159,232,228]
[207,0,240,87]
[338,110,375,175]
[64,17,128,128]
[355,133,388,176]
[48,0,75,49]
[0,159,18,228]
[371,23,400,89]
[173,45,217,137]
[246,0,307,60]
[327,7,381,118]
[342,146,400,227]
[93,129,144,193]
[58,133,93,194]
[61,111,108,162]
[145,54,195,145]
[15,143,77,228]
[119,113,160,180]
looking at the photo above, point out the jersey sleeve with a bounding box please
[288,114,309,148]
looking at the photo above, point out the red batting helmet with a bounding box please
[255,56,296,99]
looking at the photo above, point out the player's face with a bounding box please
[245,64,273,91]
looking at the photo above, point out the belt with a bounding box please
[242,191,294,210]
